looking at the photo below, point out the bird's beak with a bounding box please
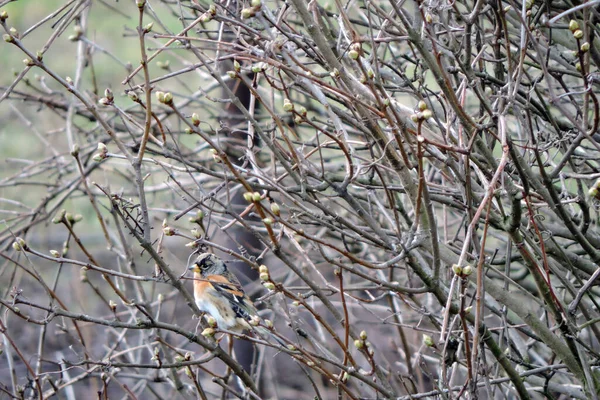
[188,264,197,272]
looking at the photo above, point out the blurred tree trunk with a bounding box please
[217,12,262,379]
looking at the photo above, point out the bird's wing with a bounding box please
[205,274,256,320]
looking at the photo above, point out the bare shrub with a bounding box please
[1,0,600,398]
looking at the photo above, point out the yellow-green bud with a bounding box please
[206,316,217,327]
[283,99,294,112]
[200,12,212,23]
[569,20,579,32]
[53,209,66,224]
[191,113,200,126]
[264,319,273,329]
[249,315,260,326]
[242,8,254,19]
[259,265,270,275]
[233,60,241,72]
[201,328,216,337]
[226,70,237,79]
[263,218,273,225]
[98,142,107,154]
[103,88,113,101]
[259,272,270,281]
[360,331,367,340]
[252,192,261,202]
[348,50,359,60]
[452,264,462,275]
[573,29,584,40]
[418,100,427,111]
[263,282,276,290]
[69,144,79,158]
[423,334,434,347]
[354,339,364,349]
[243,192,254,202]
[462,265,473,276]
[155,91,165,103]
[162,92,173,104]
[50,250,60,258]
[422,109,433,119]
[109,300,117,311]
[251,0,262,7]
[163,227,175,236]
[581,42,590,52]
[270,202,280,216]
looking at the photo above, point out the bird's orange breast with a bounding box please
[192,272,214,298]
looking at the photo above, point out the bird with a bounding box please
[189,253,284,344]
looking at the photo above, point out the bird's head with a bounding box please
[189,253,226,276]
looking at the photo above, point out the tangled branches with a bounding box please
[1,0,600,398]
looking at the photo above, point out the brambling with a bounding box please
[189,253,283,343]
